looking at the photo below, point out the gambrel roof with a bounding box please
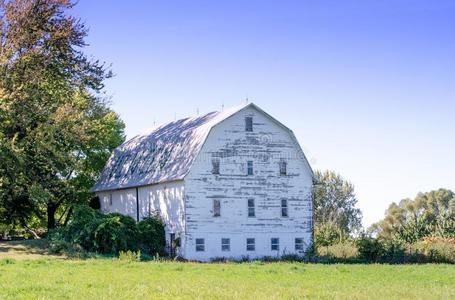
[92,103,313,192]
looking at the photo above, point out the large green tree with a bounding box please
[313,170,362,244]
[0,0,124,232]
[371,189,455,243]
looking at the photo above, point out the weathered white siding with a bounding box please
[96,103,313,261]
[99,188,137,220]
[184,106,313,261]
[98,180,186,256]
[137,181,186,255]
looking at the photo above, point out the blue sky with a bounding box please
[74,1,455,226]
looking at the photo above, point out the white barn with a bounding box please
[92,103,314,261]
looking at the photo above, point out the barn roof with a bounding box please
[92,102,314,192]
[91,103,251,192]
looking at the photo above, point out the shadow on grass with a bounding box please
[0,239,51,255]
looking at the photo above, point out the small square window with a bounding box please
[213,199,221,217]
[247,161,253,176]
[281,199,288,217]
[196,238,205,252]
[245,116,253,132]
[279,160,287,176]
[246,238,255,251]
[295,238,305,251]
[212,158,220,175]
[221,238,230,251]
[248,199,255,217]
[271,238,279,251]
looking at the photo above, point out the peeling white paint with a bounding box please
[95,103,313,261]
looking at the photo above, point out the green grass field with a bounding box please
[0,241,454,299]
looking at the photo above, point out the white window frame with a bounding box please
[279,160,287,176]
[281,199,288,217]
[212,158,220,175]
[246,238,255,251]
[271,238,279,251]
[247,161,253,176]
[221,238,230,252]
[195,238,205,252]
[295,238,304,251]
[247,199,255,217]
[213,199,221,217]
[245,116,253,132]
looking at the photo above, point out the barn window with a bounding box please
[271,238,279,251]
[195,238,205,252]
[221,238,230,251]
[213,199,221,217]
[212,158,220,175]
[279,160,287,176]
[248,199,255,217]
[247,161,253,176]
[246,238,255,251]
[109,193,113,206]
[281,199,288,217]
[245,116,253,132]
[295,238,304,251]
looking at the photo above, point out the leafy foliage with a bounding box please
[316,241,358,259]
[314,222,346,247]
[118,250,142,262]
[372,189,455,243]
[93,213,139,254]
[314,234,455,264]
[0,0,125,231]
[313,170,362,247]
[356,234,385,262]
[137,216,166,255]
[50,206,165,255]
[411,237,455,264]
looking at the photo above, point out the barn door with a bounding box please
[170,233,176,258]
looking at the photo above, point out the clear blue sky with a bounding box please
[74,0,455,226]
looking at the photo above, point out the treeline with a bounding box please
[313,171,455,263]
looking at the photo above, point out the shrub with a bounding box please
[49,230,78,254]
[315,223,346,247]
[137,216,165,255]
[411,237,455,263]
[0,223,13,240]
[317,242,358,259]
[51,206,165,256]
[94,213,139,253]
[280,254,305,262]
[58,205,104,252]
[356,235,385,262]
[381,240,407,263]
[119,250,141,262]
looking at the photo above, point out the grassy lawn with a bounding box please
[0,241,454,299]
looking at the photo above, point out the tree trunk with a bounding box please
[47,203,57,231]
[63,207,73,226]
[24,225,40,239]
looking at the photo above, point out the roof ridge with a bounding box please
[137,110,219,138]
